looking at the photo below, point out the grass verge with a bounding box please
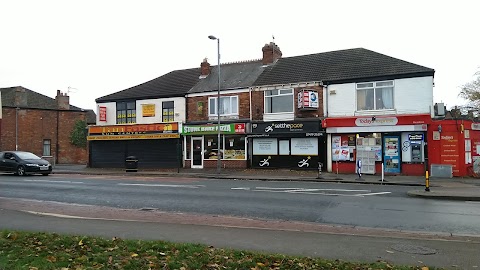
[0,230,439,270]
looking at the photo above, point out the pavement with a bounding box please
[52,164,480,201]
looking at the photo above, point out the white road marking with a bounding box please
[23,179,84,184]
[356,192,392,196]
[232,186,391,197]
[118,183,204,188]
[255,187,370,192]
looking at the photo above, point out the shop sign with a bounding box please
[251,121,321,134]
[142,104,155,117]
[99,106,107,122]
[439,132,460,174]
[408,134,424,143]
[88,133,179,141]
[355,117,398,126]
[88,123,178,141]
[297,89,319,109]
[182,123,245,135]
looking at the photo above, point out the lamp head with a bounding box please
[208,35,217,40]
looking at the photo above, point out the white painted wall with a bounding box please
[327,76,433,117]
[95,97,186,125]
[96,102,116,125]
[136,97,186,124]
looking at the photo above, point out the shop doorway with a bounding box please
[384,135,401,173]
[191,137,203,169]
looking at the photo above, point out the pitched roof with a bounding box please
[254,48,435,86]
[95,68,201,103]
[0,86,84,111]
[188,60,265,94]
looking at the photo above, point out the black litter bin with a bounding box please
[125,156,138,172]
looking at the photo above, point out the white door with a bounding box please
[191,137,203,169]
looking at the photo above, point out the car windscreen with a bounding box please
[16,152,41,160]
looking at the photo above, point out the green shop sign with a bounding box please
[182,123,246,135]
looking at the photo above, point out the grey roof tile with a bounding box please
[95,68,201,102]
[189,60,265,94]
[254,48,434,86]
[0,86,85,111]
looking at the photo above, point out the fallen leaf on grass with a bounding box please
[46,255,57,262]
[131,253,139,257]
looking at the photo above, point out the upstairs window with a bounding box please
[162,101,175,122]
[209,96,238,117]
[356,81,394,111]
[265,89,294,113]
[117,101,136,124]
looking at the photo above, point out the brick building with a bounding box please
[0,87,96,164]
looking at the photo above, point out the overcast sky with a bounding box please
[1,0,479,111]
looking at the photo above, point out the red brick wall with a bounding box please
[187,92,250,122]
[0,107,88,164]
[251,86,324,121]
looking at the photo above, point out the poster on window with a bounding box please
[385,137,399,156]
[291,138,318,155]
[253,138,278,155]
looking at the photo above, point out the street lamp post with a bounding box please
[208,35,221,173]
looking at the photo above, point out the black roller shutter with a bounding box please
[90,140,126,168]
[127,139,178,168]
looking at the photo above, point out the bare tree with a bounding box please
[459,69,480,108]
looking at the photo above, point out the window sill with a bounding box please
[354,109,396,115]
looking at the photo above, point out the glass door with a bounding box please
[191,137,203,169]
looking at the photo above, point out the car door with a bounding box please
[0,152,6,171]
[2,152,17,172]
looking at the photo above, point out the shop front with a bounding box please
[427,119,480,177]
[247,120,325,170]
[323,114,431,176]
[182,123,247,169]
[87,122,181,168]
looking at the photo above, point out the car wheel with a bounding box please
[16,165,26,176]
[41,173,50,176]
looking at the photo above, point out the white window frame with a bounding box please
[356,80,394,111]
[208,96,239,117]
[264,89,294,114]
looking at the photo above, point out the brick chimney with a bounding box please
[200,58,211,77]
[262,42,282,65]
[14,87,28,107]
[56,90,70,110]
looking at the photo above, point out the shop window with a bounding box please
[253,138,278,155]
[204,135,224,159]
[357,133,383,161]
[332,135,356,161]
[117,101,136,124]
[208,96,238,117]
[264,89,293,113]
[224,135,246,160]
[291,138,318,155]
[43,139,51,156]
[162,101,174,122]
[356,81,394,111]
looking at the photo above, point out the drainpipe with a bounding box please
[15,107,19,150]
[323,83,333,173]
[56,110,59,164]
